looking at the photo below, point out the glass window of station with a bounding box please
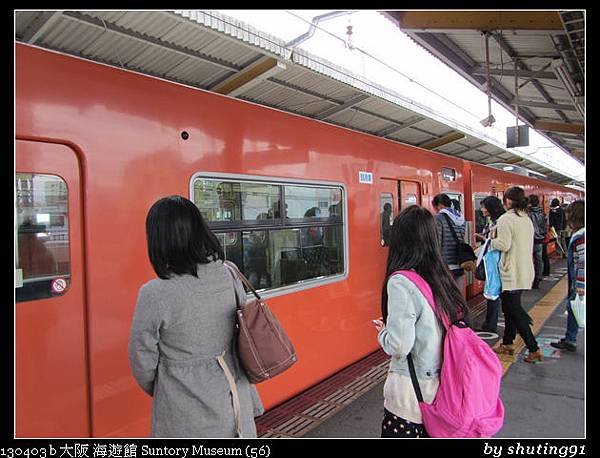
[15,173,70,302]
[193,177,345,293]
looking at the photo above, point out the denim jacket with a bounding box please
[378,274,444,379]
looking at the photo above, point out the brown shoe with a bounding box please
[524,349,544,363]
[493,344,515,355]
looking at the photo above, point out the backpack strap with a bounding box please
[389,270,450,329]
[407,354,424,403]
[390,270,439,404]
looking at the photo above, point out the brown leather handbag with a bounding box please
[224,261,297,384]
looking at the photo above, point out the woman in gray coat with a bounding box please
[128,195,264,438]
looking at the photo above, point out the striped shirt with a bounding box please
[571,228,585,295]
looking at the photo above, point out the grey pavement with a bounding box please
[305,262,585,438]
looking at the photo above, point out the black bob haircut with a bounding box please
[146,195,224,279]
[481,196,505,221]
[528,194,540,207]
[432,193,452,208]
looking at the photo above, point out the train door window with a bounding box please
[398,181,421,210]
[192,175,346,295]
[445,192,464,216]
[380,194,394,247]
[15,173,70,302]
[473,194,488,237]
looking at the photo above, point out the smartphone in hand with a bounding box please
[372,318,384,331]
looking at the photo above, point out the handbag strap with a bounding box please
[442,212,461,244]
[216,351,243,437]
[223,261,261,307]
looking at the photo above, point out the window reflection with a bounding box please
[284,186,342,220]
[380,194,394,247]
[16,173,70,302]
[239,226,344,291]
[194,180,280,223]
[194,177,345,294]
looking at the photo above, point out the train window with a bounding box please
[380,194,394,247]
[15,173,70,302]
[193,180,280,225]
[441,167,457,182]
[284,186,341,222]
[192,176,346,294]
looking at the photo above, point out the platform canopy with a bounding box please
[382,11,584,172]
[16,10,584,185]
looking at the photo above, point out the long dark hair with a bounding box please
[146,195,224,279]
[503,186,529,216]
[566,200,585,231]
[482,196,505,221]
[381,205,469,325]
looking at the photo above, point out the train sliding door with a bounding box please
[15,140,89,437]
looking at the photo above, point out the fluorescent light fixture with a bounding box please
[503,166,514,171]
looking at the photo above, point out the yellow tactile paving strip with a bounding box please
[494,276,568,374]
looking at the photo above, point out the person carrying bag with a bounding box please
[399,270,504,438]
[442,213,476,272]
[224,260,298,384]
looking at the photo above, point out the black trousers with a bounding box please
[501,290,539,352]
[542,243,550,276]
[483,298,500,333]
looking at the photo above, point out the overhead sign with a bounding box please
[359,171,373,184]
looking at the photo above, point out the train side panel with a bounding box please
[16,44,467,437]
[16,43,583,437]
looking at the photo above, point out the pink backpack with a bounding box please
[391,270,504,438]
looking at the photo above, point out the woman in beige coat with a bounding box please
[490,187,543,363]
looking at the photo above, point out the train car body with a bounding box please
[15,43,583,437]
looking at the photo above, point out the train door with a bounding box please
[15,140,89,437]
[398,181,422,209]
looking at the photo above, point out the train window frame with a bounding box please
[190,172,349,299]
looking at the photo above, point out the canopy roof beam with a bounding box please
[389,11,563,32]
[534,120,584,135]
[418,131,465,150]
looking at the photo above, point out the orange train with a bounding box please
[15,43,583,437]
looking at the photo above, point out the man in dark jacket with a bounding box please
[432,193,466,295]
[549,198,568,258]
[527,195,547,289]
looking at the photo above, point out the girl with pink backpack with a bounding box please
[374,205,504,438]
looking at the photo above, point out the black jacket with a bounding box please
[549,206,567,231]
[528,206,547,243]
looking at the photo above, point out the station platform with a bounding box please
[256,258,585,438]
